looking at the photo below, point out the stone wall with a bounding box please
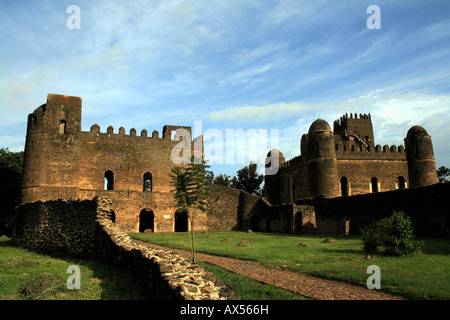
[12,196,236,300]
[312,182,450,237]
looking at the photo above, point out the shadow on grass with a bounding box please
[0,237,148,300]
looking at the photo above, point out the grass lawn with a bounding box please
[0,236,148,300]
[130,231,450,300]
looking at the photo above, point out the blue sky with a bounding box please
[1,0,449,177]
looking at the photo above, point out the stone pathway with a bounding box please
[134,240,405,300]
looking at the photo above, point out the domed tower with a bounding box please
[404,125,438,188]
[306,119,340,198]
[264,149,285,204]
[21,93,82,203]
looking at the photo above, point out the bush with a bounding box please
[361,211,423,257]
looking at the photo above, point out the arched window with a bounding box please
[59,120,66,135]
[371,177,378,193]
[171,129,178,140]
[143,172,152,192]
[104,170,114,190]
[340,176,349,196]
[398,176,406,189]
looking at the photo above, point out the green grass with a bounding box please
[130,231,450,300]
[0,236,148,300]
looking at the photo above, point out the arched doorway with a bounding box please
[250,215,260,232]
[340,176,349,196]
[398,176,406,189]
[139,209,154,233]
[175,209,188,232]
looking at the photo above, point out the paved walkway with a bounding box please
[135,240,405,300]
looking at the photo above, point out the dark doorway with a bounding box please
[175,209,188,232]
[340,176,349,196]
[250,215,260,232]
[284,211,292,233]
[139,209,154,233]
[371,177,378,193]
[398,176,406,189]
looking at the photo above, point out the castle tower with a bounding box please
[404,125,438,188]
[264,149,285,204]
[21,93,82,203]
[306,119,340,198]
[334,113,374,148]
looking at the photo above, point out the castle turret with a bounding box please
[306,119,340,198]
[21,93,82,203]
[405,125,438,188]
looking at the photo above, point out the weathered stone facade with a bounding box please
[264,113,439,203]
[21,93,203,233]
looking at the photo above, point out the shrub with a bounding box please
[361,211,423,257]
[361,225,381,255]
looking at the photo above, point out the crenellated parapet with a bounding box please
[87,124,164,140]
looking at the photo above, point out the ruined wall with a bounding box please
[12,197,236,300]
[21,93,202,233]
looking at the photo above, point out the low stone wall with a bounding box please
[12,196,236,300]
[312,182,450,237]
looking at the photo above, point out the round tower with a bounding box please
[404,125,438,187]
[306,119,340,198]
[264,149,285,204]
[21,94,82,203]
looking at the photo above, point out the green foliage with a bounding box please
[231,162,264,195]
[212,173,233,187]
[169,155,211,262]
[437,166,450,183]
[362,211,423,257]
[0,148,24,237]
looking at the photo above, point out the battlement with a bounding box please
[86,124,192,140]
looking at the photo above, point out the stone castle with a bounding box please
[20,93,440,235]
[264,113,438,203]
[21,93,203,233]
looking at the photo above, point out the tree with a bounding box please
[437,166,450,183]
[213,173,233,187]
[169,156,210,263]
[232,162,264,195]
[0,148,24,237]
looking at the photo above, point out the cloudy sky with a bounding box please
[1,0,449,177]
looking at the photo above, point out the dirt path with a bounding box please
[134,240,405,300]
